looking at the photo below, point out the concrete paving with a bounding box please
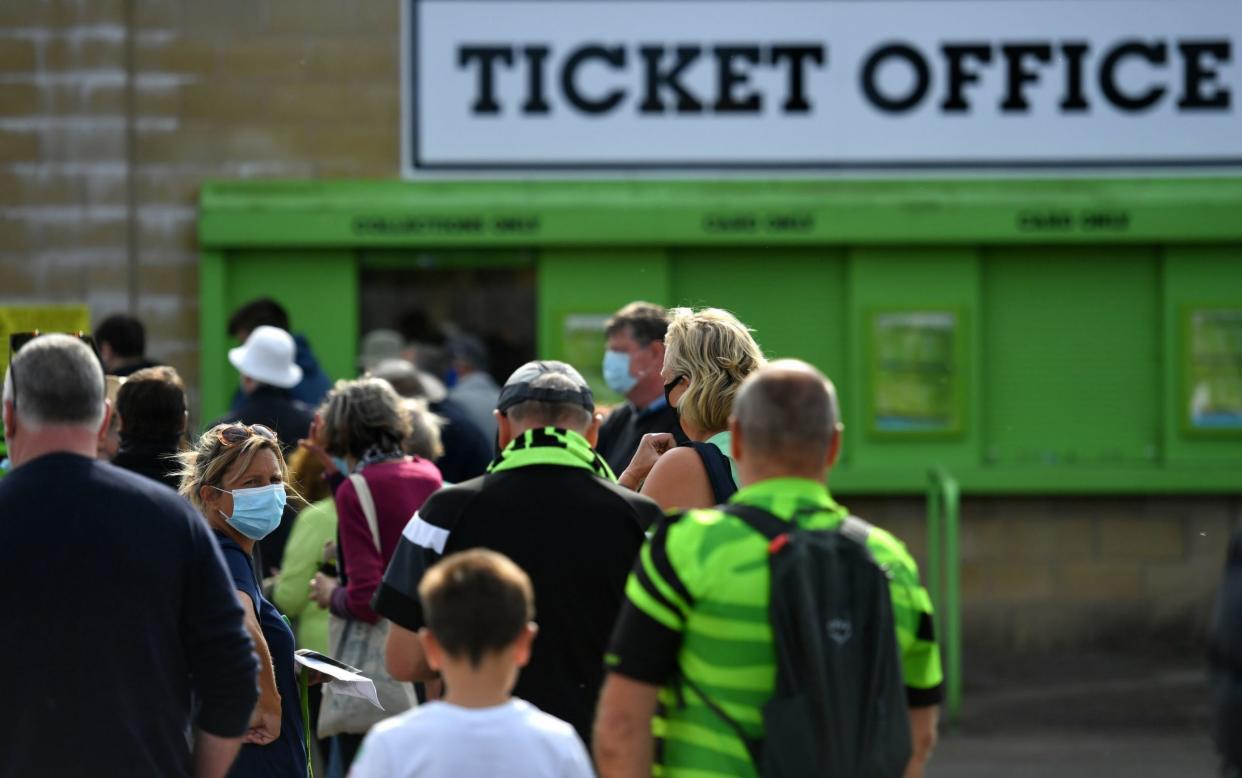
[924,653,1220,777]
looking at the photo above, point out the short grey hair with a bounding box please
[3,334,105,430]
[319,377,412,458]
[505,372,593,431]
[733,359,841,469]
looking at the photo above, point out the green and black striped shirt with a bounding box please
[605,477,944,778]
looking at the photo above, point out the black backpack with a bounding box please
[681,504,912,778]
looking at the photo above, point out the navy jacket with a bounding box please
[0,453,258,776]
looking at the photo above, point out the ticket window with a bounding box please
[358,250,537,383]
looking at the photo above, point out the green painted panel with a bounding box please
[201,250,358,427]
[1162,246,1242,464]
[537,248,670,404]
[667,248,846,376]
[982,248,1160,467]
[199,179,1242,248]
[845,249,981,474]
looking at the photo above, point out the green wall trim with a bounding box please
[199,178,1242,248]
[831,466,1242,495]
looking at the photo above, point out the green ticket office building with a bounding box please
[199,177,1242,659]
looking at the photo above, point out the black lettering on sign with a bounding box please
[352,217,484,236]
[766,213,815,233]
[1017,210,1074,232]
[1079,211,1130,231]
[1100,41,1167,112]
[713,46,763,113]
[1059,42,1090,111]
[941,43,992,113]
[704,214,758,233]
[1178,40,1231,110]
[562,44,627,114]
[1000,43,1053,113]
[640,46,704,114]
[492,216,540,234]
[459,46,515,115]
[861,43,931,113]
[522,46,552,114]
[769,45,826,113]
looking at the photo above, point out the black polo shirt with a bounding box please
[596,399,683,476]
[373,464,663,744]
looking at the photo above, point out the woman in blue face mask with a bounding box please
[179,423,311,777]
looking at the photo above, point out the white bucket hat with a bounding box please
[229,325,303,389]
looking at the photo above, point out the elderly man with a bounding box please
[0,334,258,777]
[596,301,684,475]
[595,359,943,778]
[373,360,664,745]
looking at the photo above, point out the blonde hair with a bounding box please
[664,307,765,434]
[177,424,292,515]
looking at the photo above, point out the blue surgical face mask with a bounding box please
[214,484,287,541]
[603,351,638,395]
[330,456,353,476]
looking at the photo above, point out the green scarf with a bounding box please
[488,427,616,481]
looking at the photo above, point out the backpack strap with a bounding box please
[840,514,874,546]
[720,503,789,541]
[688,441,738,505]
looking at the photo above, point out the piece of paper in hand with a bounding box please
[294,649,385,710]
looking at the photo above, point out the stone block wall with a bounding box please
[850,495,1242,652]
[0,0,401,406]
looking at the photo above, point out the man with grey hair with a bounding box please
[596,359,944,778]
[373,360,663,745]
[1,334,260,777]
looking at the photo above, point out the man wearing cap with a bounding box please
[372,360,663,744]
[213,325,315,574]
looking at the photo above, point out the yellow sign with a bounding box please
[0,304,92,369]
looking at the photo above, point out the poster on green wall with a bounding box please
[1186,308,1242,432]
[871,310,962,435]
[562,314,623,409]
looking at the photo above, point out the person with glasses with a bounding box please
[178,422,311,777]
[1,333,258,777]
[616,307,766,510]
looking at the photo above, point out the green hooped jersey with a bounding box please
[605,477,944,778]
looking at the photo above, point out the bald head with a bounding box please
[732,359,841,475]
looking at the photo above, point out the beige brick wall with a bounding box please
[850,495,1242,651]
[0,0,401,402]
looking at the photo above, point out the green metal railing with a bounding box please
[926,467,962,724]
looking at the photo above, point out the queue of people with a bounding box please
[0,300,949,778]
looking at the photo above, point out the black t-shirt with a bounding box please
[373,465,663,744]
[596,401,682,476]
[215,533,307,778]
[0,453,258,777]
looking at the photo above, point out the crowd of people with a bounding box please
[0,299,949,778]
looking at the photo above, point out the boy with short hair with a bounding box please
[349,549,595,778]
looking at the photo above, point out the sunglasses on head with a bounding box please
[6,331,102,410]
[214,423,278,447]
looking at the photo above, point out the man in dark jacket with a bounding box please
[373,361,663,745]
[1212,525,1242,776]
[111,365,188,491]
[2,333,257,776]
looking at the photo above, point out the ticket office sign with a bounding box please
[404,0,1242,174]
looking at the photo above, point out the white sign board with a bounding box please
[403,0,1242,174]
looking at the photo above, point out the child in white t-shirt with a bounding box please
[349,549,595,778]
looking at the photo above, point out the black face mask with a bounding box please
[664,376,691,445]
[663,375,685,407]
